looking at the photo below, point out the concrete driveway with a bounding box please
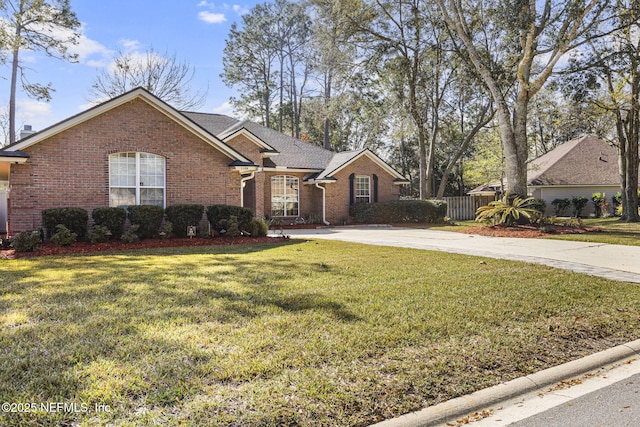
[281,226,640,283]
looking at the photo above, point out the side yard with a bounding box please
[1,240,639,426]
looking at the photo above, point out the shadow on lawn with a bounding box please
[0,241,360,425]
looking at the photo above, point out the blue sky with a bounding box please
[0,0,259,133]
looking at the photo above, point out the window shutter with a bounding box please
[373,174,379,202]
[349,173,355,205]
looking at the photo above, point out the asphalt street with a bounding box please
[509,372,640,427]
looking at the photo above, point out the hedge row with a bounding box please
[349,200,448,224]
[40,204,266,241]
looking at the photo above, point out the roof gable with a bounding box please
[527,135,619,186]
[2,88,254,165]
[314,149,409,182]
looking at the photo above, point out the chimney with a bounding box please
[20,125,36,140]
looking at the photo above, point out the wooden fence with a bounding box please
[432,195,496,221]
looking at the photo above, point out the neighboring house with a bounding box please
[468,135,621,216]
[0,88,408,235]
[527,135,620,216]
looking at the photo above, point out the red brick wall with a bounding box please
[225,134,263,165]
[8,98,243,234]
[324,155,401,224]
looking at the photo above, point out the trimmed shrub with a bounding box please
[51,225,77,247]
[42,207,88,239]
[249,218,269,237]
[12,232,40,252]
[551,198,571,216]
[571,196,589,218]
[591,192,606,217]
[127,205,164,239]
[218,215,240,237]
[92,207,127,237]
[88,225,112,243]
[350,200,448,224]
[165,204,205,237]
[121,225,140,243]
[160,222,173,239]
[612,192,622,213]
[207,205,253,235]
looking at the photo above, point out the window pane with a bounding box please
[141,188,164,207]
[110,188,135,208]
[272,200,284,216]
[271,176,284,196]
[140,153,165,187]
[110,153,135,187]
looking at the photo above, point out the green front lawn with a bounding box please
[544,217,640,246]
[1,240,639,426]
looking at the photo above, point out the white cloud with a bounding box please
[120,39,141,53]
[16,99,53,127]
[198,10,227,24]
[232,4,250,15]
[23,22,113,67]
[213,101,234,116]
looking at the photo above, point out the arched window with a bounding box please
[109,152,165,208]
[271,175,299,216]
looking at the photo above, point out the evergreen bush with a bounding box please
[217,215,239,237]
[92,207,127,237]
[165,204,205,237]
[207,205,253,235]
[121,225,140,243]
[88,225,112,243]
[571,196,589,218]
[42,207,88,239]
[551,198,571,216]
[127,205,164,239]
[51,225,77,246]
[249,218,269,237]
[12,232,40,252]
[349,200,447,224]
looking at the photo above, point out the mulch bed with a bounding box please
[459,224,602,238]
[0,236,285,260]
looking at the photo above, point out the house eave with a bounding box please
[0,150,29,163]
[527,183,621,189]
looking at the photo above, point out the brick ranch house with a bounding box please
[0,88,408,235]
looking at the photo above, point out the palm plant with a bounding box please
[475,194,542,226]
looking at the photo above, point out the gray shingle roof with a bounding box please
[183,112,335,170]
[527,135,619,186]
[315,149,367,180]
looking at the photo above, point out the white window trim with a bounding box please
[109,152,166,208]
[271,175,299,217]
[355,175,371,203]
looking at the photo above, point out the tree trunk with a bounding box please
[323,70,332,150]
[9,26,22,145]
[417,125,428,199]
[436,104,493,198]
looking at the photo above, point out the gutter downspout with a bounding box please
[315,182,330,225]
[240,171,255,207]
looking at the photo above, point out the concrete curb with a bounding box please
[371,339,640,427]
